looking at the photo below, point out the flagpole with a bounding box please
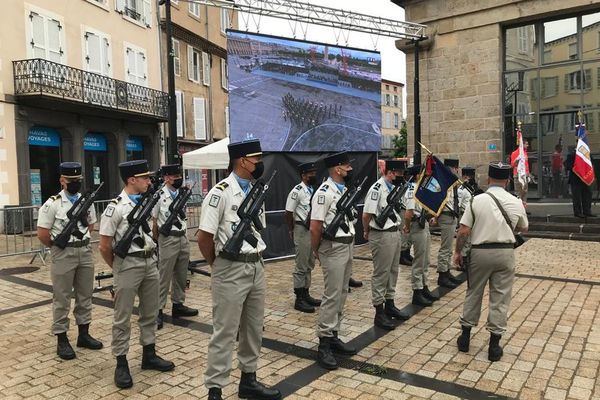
[417,142,433,155]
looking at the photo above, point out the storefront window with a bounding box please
[84,132,110,200]
[28,127,61,202]
[126,136,145,161]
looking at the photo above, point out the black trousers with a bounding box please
[570,178,592,215]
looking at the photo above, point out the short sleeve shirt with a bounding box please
[37,190,97,242]
[311,177,355,238]
[285,181,312,222]
[401,182,422,216]
[151,186,187,233]
[457,185,473,214]
[199,173,266,255]
[363,177,400,229]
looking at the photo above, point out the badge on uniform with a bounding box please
[317,195,325,205]
[209,194,221,208]
[232,205,238,211]
[42,204,50,213]
[371,192,378,200]
[105,205,115,217]
[291,192,298,200]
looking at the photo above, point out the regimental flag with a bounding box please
[573,119,595,186]
[516,125,527,187]
[414,154,461,217]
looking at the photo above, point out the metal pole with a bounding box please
[164,0,179,164]
[413,39,421,165]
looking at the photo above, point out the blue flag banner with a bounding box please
[414,155,461,217]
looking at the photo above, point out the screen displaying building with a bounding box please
[227,30,382,152]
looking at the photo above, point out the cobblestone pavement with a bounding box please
[0,235,599,400]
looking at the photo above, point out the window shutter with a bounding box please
[187,45,194,81]
[115,0,125,12]
[47,19,62,62]
[541,78,546,98]
[172,39,180,76]
[30,12,46,58]
[136,50,147,86]
[126,47,136,83]
[564,74,569,91]
[142,0,151,27]
[202,52,211,86]
[86,32,102,73]
[176,90,184,137]
[102,37,111,76]
[221,59,228,90]
[585,69,592,90]
[193,97,206,140]
[552,77,558,96]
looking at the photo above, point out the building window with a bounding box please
[175,90,184,137]
[193,97,207,140]
[384,112,391,129]
[393,95,399,107]
[541,77,558,98]
[88,0,108,6]
[189,1,200,17]
[393,113,399,129]
[202,52,211,86]
[221,58,228,91]
[125,45,147,86]
[83,29,111,76]
[565,70,591,92]
[568,43,578,60]
[393,86,397,92]
[517,26,529,54]
[187,45,201,83]
[385,84,389,91]
[385,94,390,106]
[28,10,65,63]
[172,38,180,76]
[117,0,151,26]
[220,9,230,35]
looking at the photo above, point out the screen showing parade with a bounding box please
[227,30,382,152]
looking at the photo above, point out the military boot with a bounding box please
[172,303,199,318]
[317,337,337,370]
[437,271,458,289]
[304,288,321,307]
[422,285,440,301]
[238,372,282,400]
[293,288,315,313]
[114,355,133,389]
[384,299,410,320]
[76,324,103,350]
[157,309,164,330]
[56,332,76,360]
[412,289,432,307]
[374,304,396,330]
[457,326,471,353]
[399,250,413,265]
[330,331,357,355]
[348,277,363,288]
[448,271,463,285]
[488,333,503,362]
[141,344,175,371]
[208,388,222,400]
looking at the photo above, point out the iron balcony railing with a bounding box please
[13,58,168,120]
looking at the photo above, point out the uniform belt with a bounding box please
[164,230,186,237]
[370,226,398,233]
[325,236,354,244]
[219,251,262,263]
[128,249,155,258]
[472,243,514,249]
[65,238,90,248]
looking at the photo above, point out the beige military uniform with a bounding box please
[363,178,401,306]
[457,184,474,257]
[459,186,528,334]
[99,190,159,357]
[152,186,190,309]
[312,177,355,338]
[402,183,430,290]
[437,187,467,273]
[285,181,316,289]
[200,173,267,389]
[38,190,97,335]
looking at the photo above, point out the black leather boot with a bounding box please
[114,355,133,389]
[238,372,282,400]
[412,290,432,307]
[157,309,164,330]
[76,324,103,350]
[447,271,463,285]
[457,326,471,353]
[141,344,175,371]
[208,387,222,400]
[384,299,410,320]
[172,303,199,318]
[317,337,337,370]
[293,288,315,313]
[56,332,76,360]
[304,288,322,307]
[348,277,363,288]
[488,333,503,362]
[437,271,458,289]
[422,286,440,301]
[399,250,413,266]
[330,331,357,355]
[374,304,396,330]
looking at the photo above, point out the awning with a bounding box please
[182,138,230,170]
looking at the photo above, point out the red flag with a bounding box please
[573,123,595,186]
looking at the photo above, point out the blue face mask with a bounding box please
[128,194,143,204]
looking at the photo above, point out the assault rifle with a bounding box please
[322,176,367,240]
[158,182,196,236]
[374,177,413,228]
[53,182,104,249]
[222,170,277,255]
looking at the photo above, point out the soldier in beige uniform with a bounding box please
[362,160,410,331]
[285,161,321,313]
[453,162,528,362]
[197,140,281,400]
[99,160,175,389]
[310,152,359,370]
[37,162,103,360]
[152,164,198,330]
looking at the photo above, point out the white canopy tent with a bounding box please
[182,137,230,170]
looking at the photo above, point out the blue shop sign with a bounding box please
[28,127,61,147]
[126,136,144,152]
[84,133,107,152]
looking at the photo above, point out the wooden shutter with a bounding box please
[176,91,184,137]
[202,52,211,86]
[30,12,46,58]
[187,45,194,81]
[47,19,62,62]
[193,97,207,140]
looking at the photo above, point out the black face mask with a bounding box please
[251,161,264,180]
[172,178,184,189]
[392,175,405,186]
[342,169,353,184]
[66,181,81,195]
[307,176,318,186]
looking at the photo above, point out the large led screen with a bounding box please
[227,30,382,152]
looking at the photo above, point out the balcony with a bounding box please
[13,59,168,122]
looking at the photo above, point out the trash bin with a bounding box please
[4,205,24,235]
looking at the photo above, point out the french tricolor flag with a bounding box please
[573,122,595,186]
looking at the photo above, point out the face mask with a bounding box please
[251,161,264,180]
[66,181,81,195]
[342,169,353,184]
[392,175,404,186]
[172,178,184,189]
[307,176,317,186]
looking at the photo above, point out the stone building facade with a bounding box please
[381,79,404,156]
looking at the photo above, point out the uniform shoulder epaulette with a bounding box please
[50,194,60,201]
[294,184,302,190]
[373,183,381,191]
[110,196,121,205]
[215,181,229,191]
[319,184,329,192]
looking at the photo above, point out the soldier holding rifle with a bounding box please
[37,162,103,360]
[99,160,174,389]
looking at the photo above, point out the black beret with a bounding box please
[444,158,459,168]
[324,151,352,168]
[60,162,82,178]
[161,164,181,176]
[298,162,317,174]
[461,166,476,177]
[407,165,421,176]
[228,139,262,160]
[119,160,151,181]
[488,162,511,180]
[385,160,407,171]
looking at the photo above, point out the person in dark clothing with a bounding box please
[564,149,595,218]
